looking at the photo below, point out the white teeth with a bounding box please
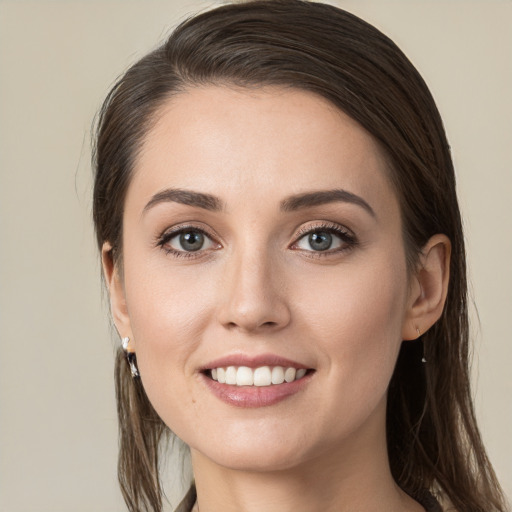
[271,366,285,384]
[236,366,254,386]
[296,368,307,379]
[225,366,237,385]
[217,367,226,384]
[209,365,308,387]
[284,367,296,383]
[253,366,272,386]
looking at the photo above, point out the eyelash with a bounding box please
[156,221,358,259]
[156,224,219,259]
[290,221,358,258]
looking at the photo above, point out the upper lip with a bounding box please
[201,353,311,371]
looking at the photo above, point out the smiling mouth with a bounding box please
[205,365,312,387]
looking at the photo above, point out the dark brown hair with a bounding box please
[93,1,508,511]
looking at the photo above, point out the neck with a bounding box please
[189,403,423,512]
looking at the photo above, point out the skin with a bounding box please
[103,86,450,512]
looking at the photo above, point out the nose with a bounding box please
[216,247,291,334]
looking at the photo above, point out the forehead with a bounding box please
[129,85,397,215]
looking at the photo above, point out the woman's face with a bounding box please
[112,86,417,471]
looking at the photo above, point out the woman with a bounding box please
[92,1,508,511]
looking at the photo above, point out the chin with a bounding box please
[210,446,309,473]
[188,427,320,473]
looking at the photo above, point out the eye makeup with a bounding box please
[154,219,358,261]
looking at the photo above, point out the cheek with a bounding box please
[121,236,222,411]
[295,255,409,386]
[124,260,215,365]
[283,257,409,446]
[122,257,217,436]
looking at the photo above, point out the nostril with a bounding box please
[224,320,278,331]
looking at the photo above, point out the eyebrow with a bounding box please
[143,188,224,214]
[280,189,375,217]
[142,187,375,218]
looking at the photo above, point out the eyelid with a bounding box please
[156,223,222,257]
[292,220,354,239]
[289,221,358,254]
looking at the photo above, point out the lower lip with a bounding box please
[201,372,313,408]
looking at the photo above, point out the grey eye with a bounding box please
[179,231,204,251]
[296,230,344,252]
[307,231,332,251]
[169,230,214,252]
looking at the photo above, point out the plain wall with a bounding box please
[0,1,510,510]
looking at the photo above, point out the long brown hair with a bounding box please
[92,1,509,510]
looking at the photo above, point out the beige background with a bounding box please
[0,1,510,510]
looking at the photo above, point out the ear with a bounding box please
[402,234,451,340]
[101,242,133,344]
